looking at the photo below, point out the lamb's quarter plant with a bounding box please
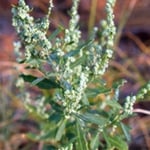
[12,0,150,149]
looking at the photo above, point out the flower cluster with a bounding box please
[97,0,116,75]
[124,81,150,115]
[124,95,136,115]
[84,0,116,76]
[12,0,117,119]
[64,0,81,52]
[63,71,89,117]
[60,0,116,118]
[12,0,53,63]
[137,82,150,99]
[24,93,49,119]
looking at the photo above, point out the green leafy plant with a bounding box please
[12,0,150,149]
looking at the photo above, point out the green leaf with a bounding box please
[50,101,64,114]
[31,77,45,85]
[107,136,128,150]
[49,52,61,64]
[77,113,107,126]
[89,110,109,118]
[65,49,80,58]
[105,100,122,109]
[70,55,86,68]
[90,133,99,150]
[49,112,62,123]
[27,122,57,141]
[82,93,89,105]
[85,87,110,98]
[20,74,60,89]
[55,119,67,141]
[102,130,111,148]
[48,27,63,40]
[120,123,131,142]
[64,40,93,58]
[75,120,89,150]
[27,131,53,141]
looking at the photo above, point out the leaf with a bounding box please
[75,120,89,150]
[55,119,67,141]
[77,113,107,126]
[50,101,64,113]
[102,130,110,148]
[70,55,86,68]
[27,121,58,141]
[82,93,89,106]
[32,77,45,85]
[27,131,53,141]
[49,112,62,123]
[48,27,63,40]
[89,110,109,118]
[85,87,110,98]
[107,136,128,150]
[105,100,122,109]
[65,49,80,58]
[90,133,99,150]
[20,74,60,89]
[49,52,60,63]
[64,40,93,58]
[120,123,131,142]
